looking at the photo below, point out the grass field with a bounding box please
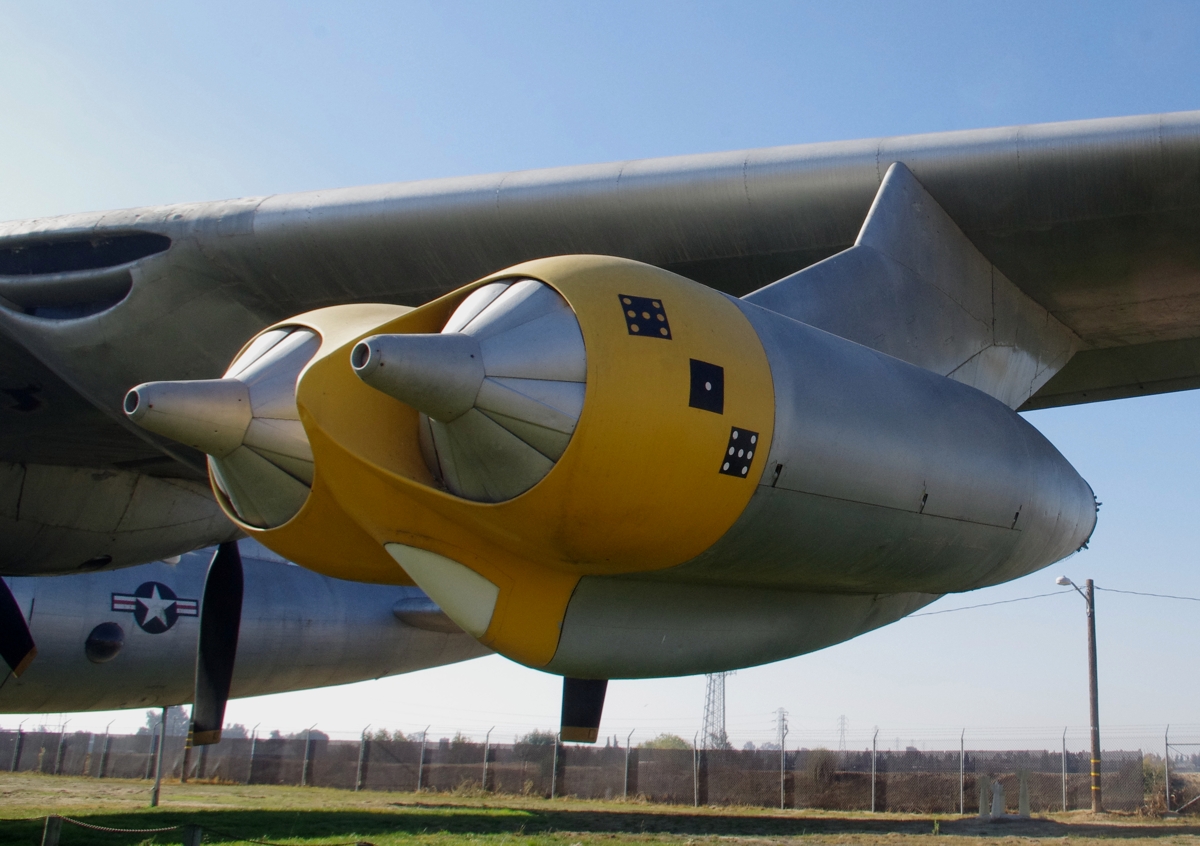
[2,773,1199,846]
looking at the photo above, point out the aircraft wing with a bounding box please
[2,110,1199,574]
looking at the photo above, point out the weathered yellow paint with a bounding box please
[217,256,776,667]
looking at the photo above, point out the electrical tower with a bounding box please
[837,715,848,752]
[701,672,733,749]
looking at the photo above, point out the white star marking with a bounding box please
[137,586,176,627]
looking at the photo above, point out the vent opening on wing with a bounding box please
[0,232,171,275]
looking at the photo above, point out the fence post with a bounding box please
[11,725,24,772]
[180,744,190,784]
[1165,726,1171,813]
[150,707,167,807]
[693,733,699,808]
[483,726,494,791]
[247,726,259,785]
[99,727,111,779]
[41,815,62,846]
[779,745,785,810]
[1062,727,1068,812]
[959,729,965,815]
[301,725,315,787]
[871,729,878,813]
[144,721,157,780]
[551,736,560,799]
[624,729,634,799]
[416,726,429,792]
[355,726,369,792]
[53,724,68,776]
[182,824,203,846]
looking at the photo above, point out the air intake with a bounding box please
[0,232,170,275]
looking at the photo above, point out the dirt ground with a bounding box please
[2,772,1199,846]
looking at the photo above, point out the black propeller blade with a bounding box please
[560,677,608,743]
[190,541,244,746]
[0,577,36,677]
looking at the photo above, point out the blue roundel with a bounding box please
[132,581,181,634]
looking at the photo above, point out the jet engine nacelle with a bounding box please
[126,255,1096,674]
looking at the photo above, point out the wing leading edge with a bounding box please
[1,110,1199,572]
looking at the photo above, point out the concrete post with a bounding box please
[355,727,369,792]
[10,726,24,772]
[624,729,634,799]
[551,737,560,799]
[40,816,62,846]
[416,726,429,792]
[871,729,878,812]
[482,727,494,791]
[959,730,965,815]
[1062,728,1068,812]
[150,706,167,807]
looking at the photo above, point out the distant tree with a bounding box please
[514,729,556,763]
[743,741,757,751]
[137,706,189,736]
[370,728,407,742]
[222,723,249,739]
[805,748,838,789]
[517,730,557,746]
[639,733,691,750]
[759,742,780,751]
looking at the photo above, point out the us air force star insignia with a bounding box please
[111,581,199,634]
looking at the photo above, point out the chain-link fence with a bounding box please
[0,727,1149,812]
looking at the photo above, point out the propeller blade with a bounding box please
[560,677,607,743]
[0,578,35,677]
[189,541,244,746]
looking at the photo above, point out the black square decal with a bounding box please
[619,295,671,339]
[689,359,724,414]
[719,427,759,478]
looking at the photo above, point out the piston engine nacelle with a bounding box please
[125,255,1096,675]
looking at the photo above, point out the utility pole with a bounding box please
[1085,579,1102,813]
[1056,575,1102,813]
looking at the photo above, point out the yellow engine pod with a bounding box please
[242,256,776,667]
[206,303,421,585]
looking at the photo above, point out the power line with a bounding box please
[908,584,1200,620]
[1095,586,1200,602]
[909,590,1069,617]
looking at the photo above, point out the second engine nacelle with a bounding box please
[126,255,1096,674]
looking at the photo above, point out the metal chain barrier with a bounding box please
[59,815,182,833]
[5,815,375,846]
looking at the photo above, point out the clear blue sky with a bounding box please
[3,1,1199,751]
